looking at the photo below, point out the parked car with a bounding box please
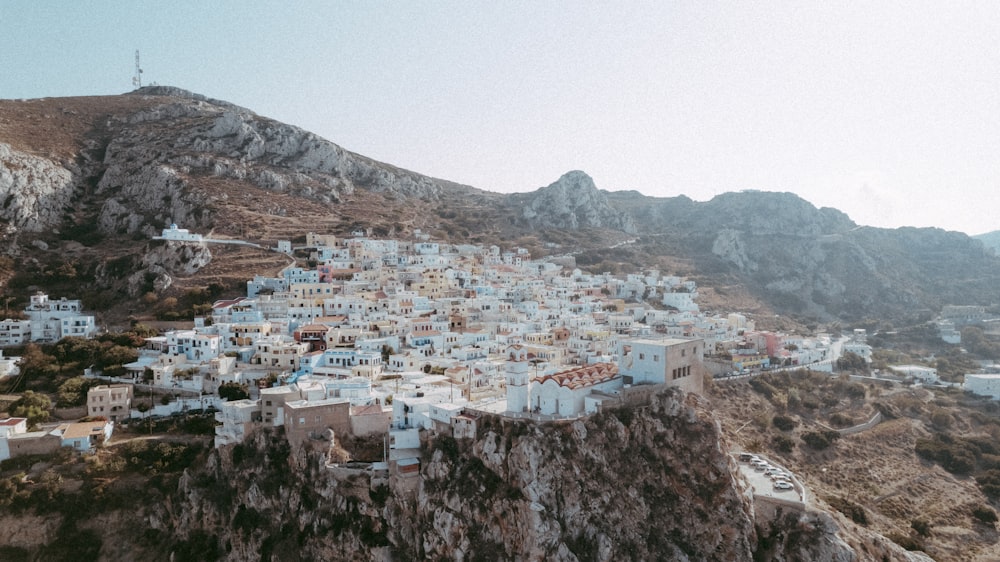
[769,472,791,481]
[739,453,754,462]
[773,480,794,491]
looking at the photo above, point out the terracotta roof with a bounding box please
[0,417,26,426]
[535,363,619,390]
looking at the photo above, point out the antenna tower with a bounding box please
[132,50,143,89]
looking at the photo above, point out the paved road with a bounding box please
[106,433,211,447]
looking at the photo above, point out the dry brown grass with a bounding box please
[0,95,163,159]
[712,378,1000,561]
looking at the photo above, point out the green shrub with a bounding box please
[886,532,924,552]
[801,430,840,450]
[972,504,998,524]
[911,518,931,537]
[218,382,250,401]
[825,495,868,525]
[976,470,1000,499]
[916,435,978,475]
[772,435,795,453]
[828,413,855,428]
[8,391,51,428]
[772,415,797,431]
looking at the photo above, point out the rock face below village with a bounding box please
[394,389,756,561]
[24,388,901,561]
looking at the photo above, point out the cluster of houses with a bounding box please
[1,229,853,463]
[126,230,849,454]
[7,227,1000,470]
[0,292,97,345]
[0,416,113,461]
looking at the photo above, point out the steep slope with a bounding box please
[0,88,507,317]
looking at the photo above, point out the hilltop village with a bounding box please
[3,227,855,462]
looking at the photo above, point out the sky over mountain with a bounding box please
[3,2,999,235]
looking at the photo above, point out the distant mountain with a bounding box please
[2,86,999,324]
[974,231,1000,255]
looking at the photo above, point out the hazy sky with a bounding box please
[3,2,999,235]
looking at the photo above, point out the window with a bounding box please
[653,355,659,362]
[639,353,645,360]
[681,349,685,357]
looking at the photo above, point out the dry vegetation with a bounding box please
[711,371,1000,560]
[0,95,163,159]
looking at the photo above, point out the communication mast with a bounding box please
[132,50,143,88]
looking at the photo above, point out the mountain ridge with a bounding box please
[1,87,998,325]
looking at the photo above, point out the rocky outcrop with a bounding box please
[0,389,930,561]
[398,389,755,560]
[516,171,636,233]
[0,143,77,234]
[0,87,466,246]
[607,189,1000,321]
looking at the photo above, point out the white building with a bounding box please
[965,374,1000,399]
[22,293,97,342]
[160,223,203,242]
[214,399,261,447]
[843,329,873,363]
[530,362,621,416]
[662,290,699,313]
[166,330,221,362]
[892,364,938,383]
[618,337,705,394]
[0,350,20,378]
[0,319,31,346]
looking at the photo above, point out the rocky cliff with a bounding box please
[604,190,1000,321]
[0,86,481,246]
[511,170,636,234]
[0,390,933,561]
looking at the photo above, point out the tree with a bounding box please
[9,391,52,429]
[218,382,250,401]
[836,351,869,374]
[56,376,100,408]
[11,344,59,392]
[95,345,139,377]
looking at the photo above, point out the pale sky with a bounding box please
[3,2,999,235]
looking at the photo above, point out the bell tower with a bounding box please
[504,345,531,413]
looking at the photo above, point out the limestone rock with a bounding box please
[0,143,76,232]
[520,171,636,233]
